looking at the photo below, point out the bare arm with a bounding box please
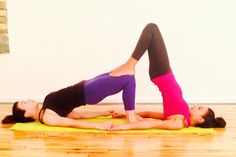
[112,111,164,120]
[111,111,144,122]
[111,118,185,130]
[67,109,114,119]
[137,111,164,119]
[42,109,112,130]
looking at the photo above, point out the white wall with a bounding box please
[0,0,236,103]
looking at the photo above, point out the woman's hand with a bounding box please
[103,110,115,116]
[110,124,130,131]
[111,112,126,118]
[112,112,144,122]
[96,121,113,130]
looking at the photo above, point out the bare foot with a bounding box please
[109,63,135,77]
[126,110,141,124]
[126,115,139,124]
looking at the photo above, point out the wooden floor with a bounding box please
[0,103,235,157]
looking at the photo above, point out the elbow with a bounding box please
[168,125,184,130]
[43,119,58,127]
[43,116,62,127]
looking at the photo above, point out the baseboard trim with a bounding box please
[1,97,236,104]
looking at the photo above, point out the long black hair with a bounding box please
[195,108,226,128]
[1,102,35,124]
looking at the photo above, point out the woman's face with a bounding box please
[189,105,209,123]
[17,100,38,118]
[190,105,208,117]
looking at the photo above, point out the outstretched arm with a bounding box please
[137,111,164,119]
[67,109,114,119]
[111,118,185,130]
[42,109,112,130]
[112,111,164,120]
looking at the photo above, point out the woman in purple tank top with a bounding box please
[110,23,226,130]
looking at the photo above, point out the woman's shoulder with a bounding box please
[166,114,186,128]
[166,114,184,120]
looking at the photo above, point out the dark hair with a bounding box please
[195,108,226,128]
[1,102,35,124]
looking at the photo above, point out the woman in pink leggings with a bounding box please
[110,23,226,130]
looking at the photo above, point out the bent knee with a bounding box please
[125,75,135,85]
[145,23,159,31]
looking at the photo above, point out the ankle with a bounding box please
[126,110,138,123]
[125,57,138,68]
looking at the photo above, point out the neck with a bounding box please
[32,104,43,120]
[190,116,197,126]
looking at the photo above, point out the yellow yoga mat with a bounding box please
[10,116,215,134]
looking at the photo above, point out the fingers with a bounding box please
[111,112,126,118]
[107,110,115,114]
[109,71,120,77]
[109,65,122,77]
[101,121,113,130]
[101,122,122,131]
[110,124,123,131]
[99,122,127,131]
[109,72,114,77]
[103,110,115,116]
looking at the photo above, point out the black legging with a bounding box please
[131,23,171,79]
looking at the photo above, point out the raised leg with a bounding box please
[110,23,171,79]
